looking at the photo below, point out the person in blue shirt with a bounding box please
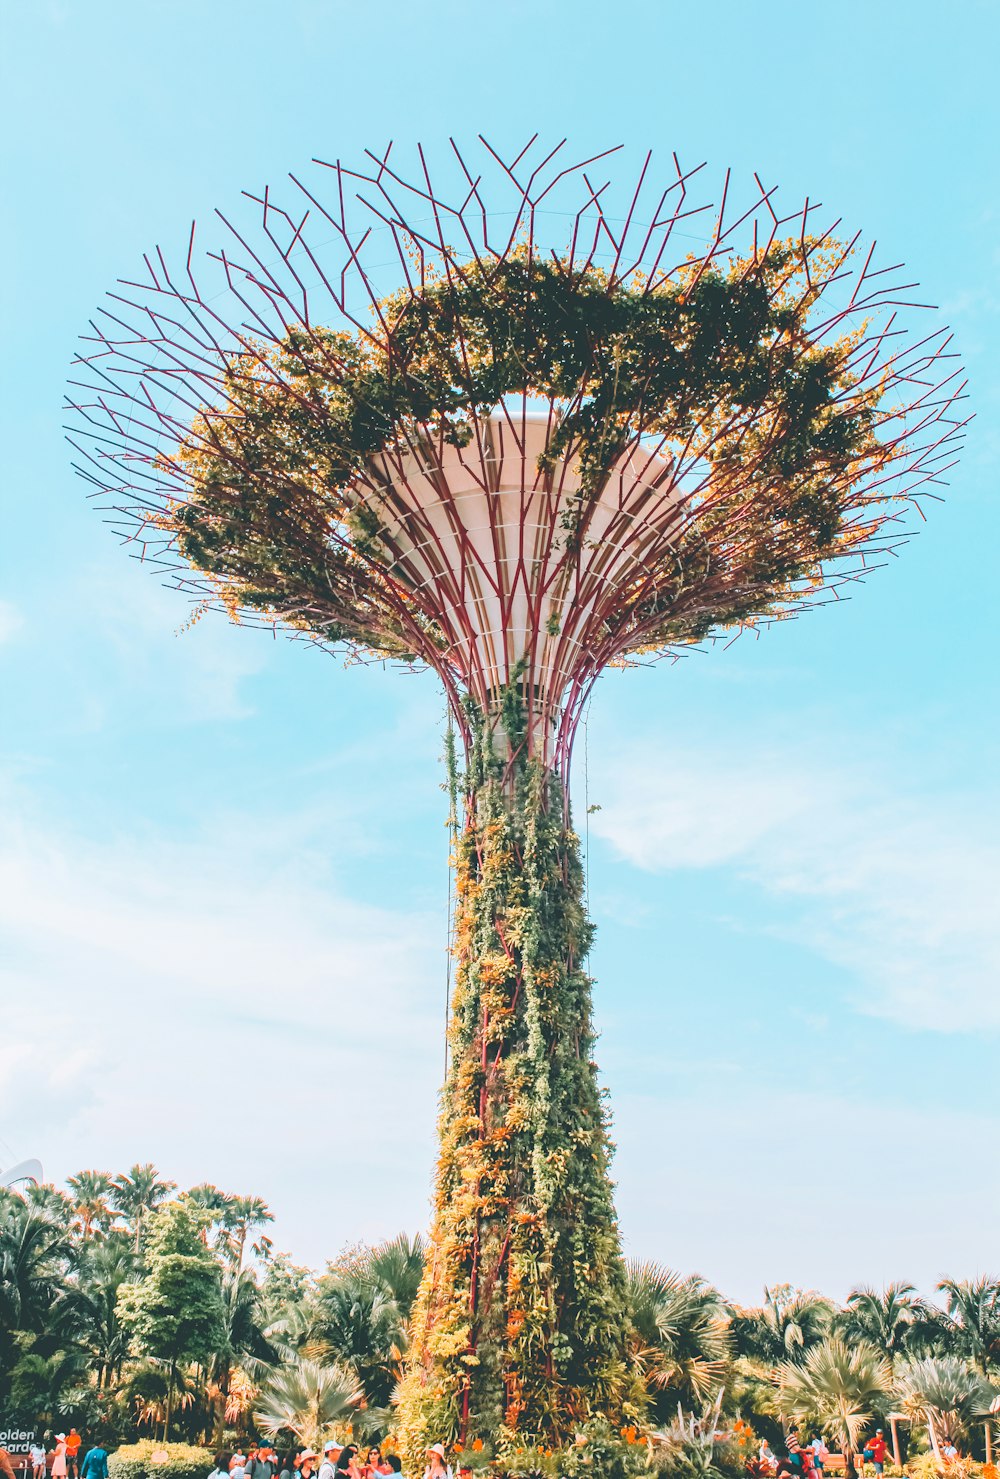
[81,1447,108,1479]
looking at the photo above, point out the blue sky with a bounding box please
[1,0,998,1303]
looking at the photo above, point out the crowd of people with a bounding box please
[757,1429,895,1478]
[0,1434,107,1479]
[207,1442,454,1479]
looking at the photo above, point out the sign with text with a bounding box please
[0,1429,39,1459]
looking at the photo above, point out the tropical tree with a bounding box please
[110,1165,177,1255]
[894,1356,996,1461]
[67,1171,117,1240]
[254,1356,362,1450]
[778,1338,891,1476]
[8,1348,90,1426]
[219,1196,273,1271]
[0,1197,72,1393]
[208,1266,278,1441]
[360,1233,425,1322]
[840,1284,933,1366]
[625,1261,731,1415]
[70,1239,135,1389]
[936,1280,1000,1375]
[733,1286,835,1367]
[117,1201,225,1438]
[313,1272,405,1411]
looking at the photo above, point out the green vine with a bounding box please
[397,697,645,1463]
[168,244,893,665]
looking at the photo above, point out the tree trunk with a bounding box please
[889,1418,902,1470]
[165,1363,175,1442]
[927,1422,942,1468]
[212,1362,231,1445]
[397,739,631,1460]
[985,1423,993,1467]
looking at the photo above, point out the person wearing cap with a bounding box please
[317,1443,340,1479]
[246,1450,274,1479]
[422,1447,451,1479]
[866,1432,887,1477]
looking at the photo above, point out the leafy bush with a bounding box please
[108,1440,214,1479]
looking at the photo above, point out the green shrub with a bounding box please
[108,1440,213,1479]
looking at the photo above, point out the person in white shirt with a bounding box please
[31,1446,46,1479]
[422,1447,452,1479]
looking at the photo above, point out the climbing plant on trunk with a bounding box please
[397,702,641,1460]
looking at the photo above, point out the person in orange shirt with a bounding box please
[0,1447,17,1479]
[65,1435,82,1479]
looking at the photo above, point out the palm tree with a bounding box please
[70,1240,135,1388]
[254,1356,362,1450]
[110,1165,176,1254]
[779,1338,891,1477]
[359,1233,425,1321]
[66,1171,116,1240]
[220,1196,273,1271]
[936,1279,1000,1375]
[894,1356,996,1461]
[209,1267,278,1441]
[625,1261,731,1415]
[22,1185,74,1226]
[841,1284,931,1366]
[733,1285,835,1366]
[0,1197,70,1331]
[312,1273,405,1411]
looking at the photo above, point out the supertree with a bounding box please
[67,139,966,1459]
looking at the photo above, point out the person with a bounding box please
[65,1433,82,1479]
[299,1456,317,1479]
[385,1462,402,1479]
[209,1454,233,1479]
[52,1439,68,1479]
[809,1438,828,1479]
[30,1442,46,1479]
[318,1443,341,1479]
[230,1457,247,1477]
[335,1449,359,1479]
[423,1447,452,1479]
[246,1451,274,1479]
[363,1453,389,1479]
[81,1445,108,1479]
[942,1439,958,1461]
[865,1432,887,1476]
[277,1455,294,1479]
[0,1447,16,1479]
[784,1434,803,1475]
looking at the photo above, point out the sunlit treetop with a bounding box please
[68,140,966,762]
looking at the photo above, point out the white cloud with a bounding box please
[589,737,1000,1033]
[0,788,444,1266]
[0,600,23,645]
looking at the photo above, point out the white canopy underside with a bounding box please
[360,410,684,708]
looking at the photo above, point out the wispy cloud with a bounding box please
[0,782,444,1263]
[0,600,23,645]
[590,737,1000,1033]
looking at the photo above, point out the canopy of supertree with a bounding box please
[68,139,966,1460]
